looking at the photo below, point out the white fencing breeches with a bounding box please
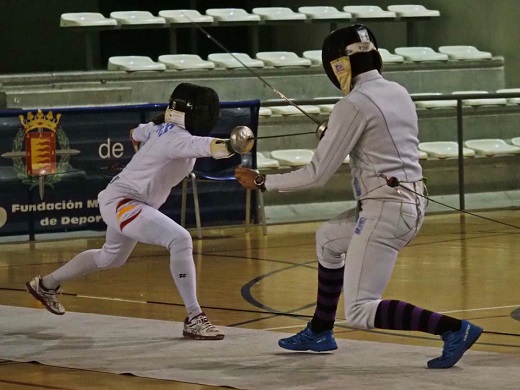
[316,198,425,329]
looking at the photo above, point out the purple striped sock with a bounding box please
[311,264,344,333]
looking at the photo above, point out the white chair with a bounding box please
[60,13,117,27]
[510,137,520,147]
[318,104,335,113]
[271,149,315,167]
[452,91,508,106]
[418,142,475,159]
[387,5,440,17]
[394,47,449,62]
[256,51,312,67]
[252,7,306,20]
[158,55,215,70]
[259,107,272,116]
[343,6,396,18]
[418,150,428,160]
[108,56,166,71]
[298,6,351,19]
[158,10,213,23]
[109,11,166,25]
[302,50,322,65]
[411,93,457,109]
[257,152,280,169]
[378,48,404,63]
[497,88,520,104]
[465,139,520,156]
[269,105,320,116]
[205,8,260,22]
[438,46,492,60]
[207,53,264,69]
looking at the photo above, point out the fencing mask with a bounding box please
[322,24,382,94]
[165,83,219,136]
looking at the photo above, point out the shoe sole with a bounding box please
[183,331,225,340]
[278,341,338,352]
[25,281,65,316]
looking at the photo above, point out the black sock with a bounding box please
[310,263,344,333]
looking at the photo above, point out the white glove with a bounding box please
[210,139,235,159]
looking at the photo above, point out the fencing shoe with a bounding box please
[278,322,338,352]
[183,312,225,340]
[427,320,483,369]
[25,275,65,315]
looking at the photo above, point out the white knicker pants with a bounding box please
[316,197,425,329]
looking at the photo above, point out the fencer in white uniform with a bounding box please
[26,83,235,340]
[235,25,483,368]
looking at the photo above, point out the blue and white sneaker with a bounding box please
[427,320,483,369]
[278,322,338,352]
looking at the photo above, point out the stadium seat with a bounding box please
[418,142,476,158]
[343,6,396,18]
[394,47,449,62]
[108,56,166,71]
[252,7,307,20]
[343,155,351,164]
[271,149,315,166]
[60,13,117,27]
[378,48,404,63]
[205,8,260,22]
[411,93,457,109]
[269,105,320,116]
[464,139,520,156]
[452,91,508,106]
[318,104,335,113]
[302,50,322,65]
[497,88,520,104]
[257,152,280,169]
[109,11,166,25]
[207,53,264,69]
[438,46,492,60]
[259,107,273,116]
[510,137,520,147]
[298,6,351,19]
[387,5,440,17]
[256,52,312,67]
[158,55,214,70]
[418,150,428,160]
[158,10,213,23]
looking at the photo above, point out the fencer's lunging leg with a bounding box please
[120,205,202,319]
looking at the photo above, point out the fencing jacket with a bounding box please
[265,70,423,203]
[101,122,213,209]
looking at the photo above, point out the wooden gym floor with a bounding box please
[0,209,519,389]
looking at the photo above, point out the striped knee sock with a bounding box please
[374,299,462,335]
[310,263,344,333]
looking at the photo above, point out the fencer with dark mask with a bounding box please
[235,25,483,368]
[26,83,236,340]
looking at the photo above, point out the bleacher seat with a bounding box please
[343,155,351,164]
[252,7,307,20]
[418,142,476,158]
[271,149,315,166]
[269,105,320,116]
[464,139,520,156]
[158,10,213,23]
[60,13,117,27]
[158,55,215,70]
[497,88,520,104]
[419,150,428,160]
[452,91,508,106]
[318,104,335,113]
[259,107,273,116]
[108,56,166,72]
[394,47,449,62]
[438,46,492,60]
[298,6,351,19]
[387,5,440,17]
[256,52,312,67]
[257,152,280,169]
[302,50,322,65]
[411,93,457,109]
[510,137,520,147]
[205,8,260,22]
[343,6,396,18]
[378,48,404,63]
[207,53,264,69]
[109,11,166,25]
